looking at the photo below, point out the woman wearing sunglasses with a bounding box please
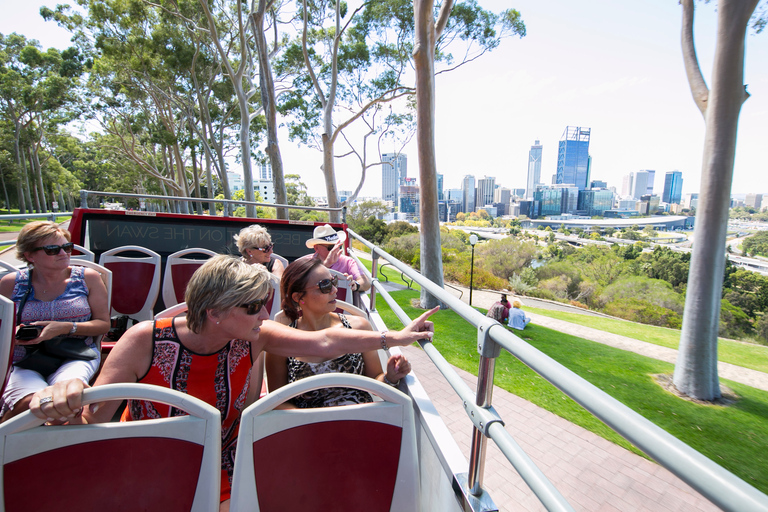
[27,255,435,511]
[0,221,110,421]
[234,224,285,278]
[266,258,411,409]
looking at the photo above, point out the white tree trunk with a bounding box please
[413,0,450,309]
[673,0,757,400]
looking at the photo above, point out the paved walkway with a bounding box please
[402,344,719,511]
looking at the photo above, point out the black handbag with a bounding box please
[13,269,98,378]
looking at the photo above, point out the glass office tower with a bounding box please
[556,127,591,190]
[662,171,683,204]
[526,140,542,200]
[382,153,407,205]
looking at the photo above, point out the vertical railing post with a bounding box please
[468,321,503,496]
[80,190,88,209]
[370,249,379,312]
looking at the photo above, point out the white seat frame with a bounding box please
[230,373,419,512]
[162,248,217,308]
[68,260,112,347]
[154,302,188,320]
[0,383,221,512]
[98,245,161,322]
[0,295,15,397]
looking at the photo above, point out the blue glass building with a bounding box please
[577,189,614,216]
[662,171,683,204]
[556,127,591,190]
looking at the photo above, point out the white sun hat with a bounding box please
[305,224,347,248]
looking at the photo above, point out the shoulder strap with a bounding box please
[16,269,33,325]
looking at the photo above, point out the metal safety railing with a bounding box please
[348,227,768,512]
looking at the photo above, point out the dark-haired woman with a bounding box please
[266,258,411,408]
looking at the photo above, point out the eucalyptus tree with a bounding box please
[413,0,524,307]
[673,0,766,400]
[0,33,83,213]
[277,0,417,222]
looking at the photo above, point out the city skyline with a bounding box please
[6,0,767,200]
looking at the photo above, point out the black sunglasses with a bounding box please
[238,296,270,315]
[252,244,273,253]
[32,243,74,256]
[313,276,339,294]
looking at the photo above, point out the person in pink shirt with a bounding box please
[304,225,370,293]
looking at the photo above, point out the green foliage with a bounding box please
[600,276,684,314]
[639,246,690,289]
[603,298,682,328]
[347,199,389,230]
[720,298,754,339]
[742,231,768,257]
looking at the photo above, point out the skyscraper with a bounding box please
[644,170,656,195]
[622,172,634,197]
[462,175,475,213]
[556,126,591,190]
[437,173,444,201]
[475,176,495,209]
[258,163,272,181]
[632,171,651,200]
[662,171,683,204]
[526,140,542,199]
[382,153,407,204]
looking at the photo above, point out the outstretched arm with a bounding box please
[259,307,438,359]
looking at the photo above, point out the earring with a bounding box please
[216,321,220,325]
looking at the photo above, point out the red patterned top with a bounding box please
[122,317,253,502]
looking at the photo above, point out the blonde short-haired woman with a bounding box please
[233,224,284,278]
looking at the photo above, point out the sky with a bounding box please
[3,0,767,200]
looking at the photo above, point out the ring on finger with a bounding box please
[39,396,54,405]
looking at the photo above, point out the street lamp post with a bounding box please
[469,234,478,306]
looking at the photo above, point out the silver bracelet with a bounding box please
[380,331,389,351]
[383,375,399,387]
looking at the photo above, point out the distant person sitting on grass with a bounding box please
[508,299,531,330]
[486,294,511,324]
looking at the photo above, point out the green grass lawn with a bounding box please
[0,211,71,233]
[376,289,768,494]
[528,306,768,374]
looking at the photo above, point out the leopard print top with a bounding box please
[287,313,374,408]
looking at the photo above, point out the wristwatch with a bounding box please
[69,322,78,334]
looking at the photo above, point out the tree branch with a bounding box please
[435,0,455,41]
[680,0,709,116]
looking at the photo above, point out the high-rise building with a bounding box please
[642,170,655,195]
[382,153,407,205]
[494,187,511,205]
[258,163,272,181]
[622,172,634,197]
[399,178,419,221]
[526,140,543,199]
[662,171,683,204]
[475,177,495,210]
[436,173,444,201]
[746,193,763,210]
[578,189,614,216]
[632,171,652,200]
[462,175,475,214]
[533,185,579,216]
[556,126,591,190]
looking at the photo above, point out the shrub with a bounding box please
[599,276,683,314]
[603,298,682,328]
